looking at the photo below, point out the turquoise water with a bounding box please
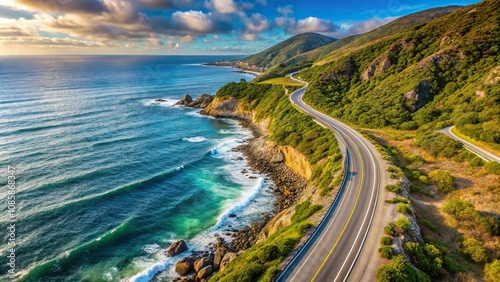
[0,56,274,281]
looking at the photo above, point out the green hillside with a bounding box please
[299,0,499,146]
[243,33,336,69]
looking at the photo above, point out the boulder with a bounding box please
[403,81,431,112]
[194,256,212,272]
[220,252,238,271]
[190,94,213,108]
[155,98,167,102]
[166,240,188,257]
[213,246,226,270]
[175,257,194,276]
[175,94,193,106]
[196,265,213,279]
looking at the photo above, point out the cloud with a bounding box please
[204,0,252,14]
[138,0,196,9]
[166,41,180,49]
[277,5,293,16]
[329,17,397,38]
[14,0,108,14]
[283,16,337,34]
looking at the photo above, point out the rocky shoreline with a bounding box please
[169,94,308,281]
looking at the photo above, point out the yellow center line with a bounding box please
[310,133,365,282]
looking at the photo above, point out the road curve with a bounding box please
[276,76,382,282]
[439,126,500,163]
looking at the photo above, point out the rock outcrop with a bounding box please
[167,240,188,257]
[202,97,252,119]
[220,252,238,271]
[194,256,212,272]
[197,265,213,279]
[175,257,195,275]
[176,94,213,108]
[403,81,431,112]
[279,145,312,179]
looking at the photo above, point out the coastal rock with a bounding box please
[202,97,252,119]
[197,265,213,279]
[167,240,188,257]
[190,94,213,108]
[220,252,238,271]
[175,94,213,109]
[176,94,193,106]
[175,257,194,275]
[213,246,226,270]
[155,98,167,102]
[194,256,212,272]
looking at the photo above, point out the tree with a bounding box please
[429,170,455,192]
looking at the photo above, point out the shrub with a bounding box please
[258,244,279,263]
[376,255,431,282]
[379,246,395,259]
[468,155,485,167]
[385,197,410,204]
[461,237,488,263]
[484,259,500,282]
[397,203,413,214]
[481,216,500,236]
[418,175,430,185]
[418,218,437,232]
[485,162,500,175]
[395,216,411,233]
[403,242,443,278]
[384,222,398,237]
[380,236,393,246]
[385,184,401,193]
[415,132,462,158]
[441,199,479,221]
[428,170,455,193]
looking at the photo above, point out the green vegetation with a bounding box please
[291,198,322,224]
[442,198,500,236]
[418,218,438,232]
[484,259,500,282]
[385,197,410,204]
[415,133,462,158]
[460,236,488,263]
[376,255,431,282]
[289,0,500,151]
[428,170,455,193]
[378,246,395,259]
[210,199,321,282]
[397,203,413,214]
[216,82,342,192]
[485,161,500,175]
[384,216,411,236]
[242,33,335,70]
[380,236,393,246]
[385,184,401,193]
[403,242,443,278]
[259,77,304,87]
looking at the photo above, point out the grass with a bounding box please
[259,77,305,87]
[451,127,500,157]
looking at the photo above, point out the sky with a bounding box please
[0,0,481,55]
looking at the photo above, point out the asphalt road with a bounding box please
[276,76,382,282]
[439,126,500,163]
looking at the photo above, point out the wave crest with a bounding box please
[182,136,206,143]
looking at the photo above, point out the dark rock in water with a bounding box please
[194,256,213,272]
[155,98,167,102]
[197,265,213,279]
[176,94,213,109]
[176,94,193,106]
[228,213,236,218]
[249,176,257,179]
[175,257,194,275]
[167,240,188,257]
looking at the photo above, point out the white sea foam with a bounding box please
[141,244,161,254]
[142,98,179,107]
[182,136,206,143]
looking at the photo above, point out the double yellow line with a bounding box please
[310,133,365,282]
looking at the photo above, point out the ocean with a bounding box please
[0,56,275,281]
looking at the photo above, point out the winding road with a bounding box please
[276,76,387,282]
[439,126,500,163]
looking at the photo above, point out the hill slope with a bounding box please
[287,5,462,66]
[243,33,336,70]
[300,0,499,146]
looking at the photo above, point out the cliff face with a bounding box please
[203,97,312,180]
[202,97,252,120]
[279,145,312,179]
